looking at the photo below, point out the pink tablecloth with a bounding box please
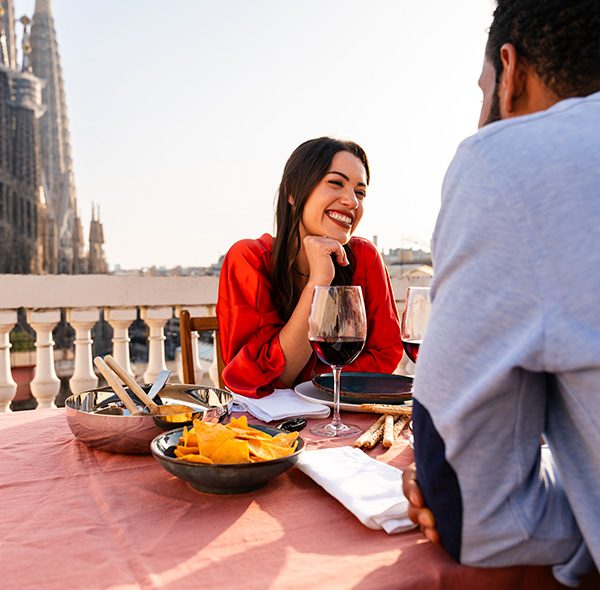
[0,409,582,590]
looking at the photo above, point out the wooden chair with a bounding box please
[179,309,225,388]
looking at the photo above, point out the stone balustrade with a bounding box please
[0,275,219,411]
[0,271,431,412]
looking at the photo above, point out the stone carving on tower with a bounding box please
[0,0,108,274]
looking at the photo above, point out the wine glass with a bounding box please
[401,286,431,365]
[308,285,367,437]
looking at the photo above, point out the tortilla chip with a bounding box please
[175,417,300,465]
[248,439,295,461]
[210,438,251,464]
[271,432,299,447]
[194,422,237,456]
[174,445,200,457]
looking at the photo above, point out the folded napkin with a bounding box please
[296,446,416,534]
[230,388,330,423]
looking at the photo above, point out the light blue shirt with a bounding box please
[413,91,600,587]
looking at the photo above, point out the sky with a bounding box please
[14,0,496,269]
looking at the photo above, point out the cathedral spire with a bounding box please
[34,0,51,14]
[31,0,78,272]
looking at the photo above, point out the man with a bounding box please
[403,0,600,586]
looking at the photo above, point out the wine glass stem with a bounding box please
[332,365,342,428]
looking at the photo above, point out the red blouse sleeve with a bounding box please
[343,237,404,374]
[216,236,286,398]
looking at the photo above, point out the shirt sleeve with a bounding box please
[216,239,286,398]
[344,239,404,374]
[413,143,586,578]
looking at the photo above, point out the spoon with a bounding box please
[103,355,193,416]
[93,356,141,415]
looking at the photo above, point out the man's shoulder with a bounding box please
[461,92,600,159]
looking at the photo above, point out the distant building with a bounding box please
[0,0,107,274]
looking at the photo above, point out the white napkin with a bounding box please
[230,388,330,423]
[296,446,416,534]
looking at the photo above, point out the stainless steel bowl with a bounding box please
[65,384,233,454]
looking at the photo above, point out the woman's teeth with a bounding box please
[326,211,352,225]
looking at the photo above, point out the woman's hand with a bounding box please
[303,235,349,285]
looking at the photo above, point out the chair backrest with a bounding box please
[179,309,225,388]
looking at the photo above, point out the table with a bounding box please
[0,409,588,590]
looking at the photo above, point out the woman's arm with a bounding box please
[277,235,349,386]
[217,235,348,396]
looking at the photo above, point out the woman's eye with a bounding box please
[328,180,343,187]
[356,190,366,199]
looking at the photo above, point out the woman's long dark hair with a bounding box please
[271,137,370,321]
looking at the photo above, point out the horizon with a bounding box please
[13,0,495,269]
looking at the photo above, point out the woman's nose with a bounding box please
[339,189,359,209]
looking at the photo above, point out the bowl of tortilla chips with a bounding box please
[151,416,305,494]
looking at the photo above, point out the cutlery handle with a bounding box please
[93,356,140,415]
[103,355,160,413]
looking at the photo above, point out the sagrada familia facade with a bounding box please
[0,0,107,274]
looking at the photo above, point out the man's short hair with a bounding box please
[487,0,600,98]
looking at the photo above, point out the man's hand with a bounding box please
[402,462,441,544]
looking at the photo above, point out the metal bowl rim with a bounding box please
[65,385,233,419]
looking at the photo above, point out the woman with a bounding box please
[217,137,403,397]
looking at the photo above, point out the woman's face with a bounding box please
[296,150,367,245]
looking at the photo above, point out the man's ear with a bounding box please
[499,43,527,115]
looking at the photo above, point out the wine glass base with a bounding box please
[310,421,362,438]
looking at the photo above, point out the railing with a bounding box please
[0,275,219,411]
[0,271,431,412]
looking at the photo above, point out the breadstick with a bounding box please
[353,414,386,449]
[393,415,410,438]
[359,403,412,417]
[382,414,396,448]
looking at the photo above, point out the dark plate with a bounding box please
[312,372,413,404]
[151,424,305,494]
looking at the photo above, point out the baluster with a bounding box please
[67,308,99,394]
[27,309,61,409]
[0,310,18,412]
[104,307,136,376]
[141,307,172,384]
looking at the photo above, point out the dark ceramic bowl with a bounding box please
[65,384,233,454]
[151,424,305,494]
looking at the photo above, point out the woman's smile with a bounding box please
[325,209,354,228]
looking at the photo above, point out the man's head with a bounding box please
[479,0,600,127]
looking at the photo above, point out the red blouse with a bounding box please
[216,234,403,398]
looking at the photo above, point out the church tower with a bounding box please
[0,0,108,274]
[0,3,45,273]
[88,204,107,274]
[30,0,80,273]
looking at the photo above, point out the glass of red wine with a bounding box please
[308,285,367,437]
[401,286,431,366]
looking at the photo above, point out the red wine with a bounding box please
[310,337,365,366]
[402,339,422,363]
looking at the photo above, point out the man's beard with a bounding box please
[484,79,502,125]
